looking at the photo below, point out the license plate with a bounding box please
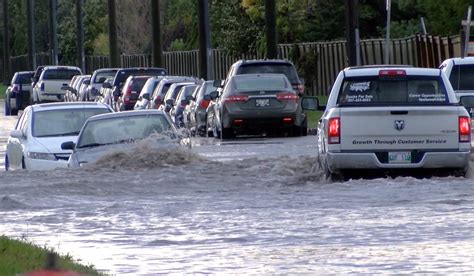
[388,152,411,164]
[255,99,270,107]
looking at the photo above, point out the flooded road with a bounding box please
[1,103,474,275]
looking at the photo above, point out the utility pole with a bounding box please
[385,0,391,64]
[26,0,36,70]
[49,0,58,65]
[151,0,163,68]
[345,0,359,66]
[76,0,84,71]
[198,0,212,79]
[3,0,10,84]
[265,0,277,59]
[108,0,119,67]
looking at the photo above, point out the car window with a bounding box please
[77,114,174,148]
[33,108,110,137]
[337,75,448,106]
[448,64,474,91]
[131,78,149,92]
[231,76,290,92]
[93,71,118,84]
[43,69,81,80]
[237,63,299,83]
[15,74,32,85]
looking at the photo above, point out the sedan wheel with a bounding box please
[5,155,9,171]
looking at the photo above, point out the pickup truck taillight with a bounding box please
[328,117,340,144]
[459,116,471,142]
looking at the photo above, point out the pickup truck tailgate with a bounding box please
[340,106,461,151]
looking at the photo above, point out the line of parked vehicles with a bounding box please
[4,59,320,171]
[5,56,474,178]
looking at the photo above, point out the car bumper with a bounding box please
[25,157,69,171]
[326,151,470,171]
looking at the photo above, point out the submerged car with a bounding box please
[61,110,186,168]
[5,102,113,171]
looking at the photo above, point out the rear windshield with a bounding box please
[337,75,448,106]
[448,64,474,91]
[232,76,290,92]
[42,69,81,80]
[114,69,167,86]
[94,71,118,84]
[237,63,299,83]
[14,73,33,85]
[131,78,149,92]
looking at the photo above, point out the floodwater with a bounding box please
[1,135,474,274]
[1,104,474,274]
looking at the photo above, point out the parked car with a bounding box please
[183,80,218,136]
[63,75,81,102]
[77,75,92,101]
[171,84,198,128]
[5,102,113,171]
[4,71,35,116]
[148,76,200,109]
[64,75,90,102]
[61,110,186,168]
[161,82,196,114]
[134,76,167,110]
[86,68,120,101]
[440,57,474,115]
[95,77,115,106]
[214,59,309,135]
[31,66,82,103]
[101,67,168,111]
[116,75,152,111]
[318,65,472,179]
[207,73,315,139]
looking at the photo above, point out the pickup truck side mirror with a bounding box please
[302,96,325,111]
[209,90,219,101]
[213,79,223,88]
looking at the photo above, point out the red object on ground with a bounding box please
[23,270,83,276]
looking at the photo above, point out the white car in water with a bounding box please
[318,65,473,179]
[61,110,186,168]
[5,102,113,171]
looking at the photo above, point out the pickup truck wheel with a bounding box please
[453,167,469,177]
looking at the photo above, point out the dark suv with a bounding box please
[215,59,309,135]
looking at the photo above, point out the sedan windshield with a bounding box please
[33,108,110,137]
[77,114,174,148]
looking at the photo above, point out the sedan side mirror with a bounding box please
[61,141,76,150]
[10,129,24,139]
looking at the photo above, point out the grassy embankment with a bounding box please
[0,83,6,100]
[0,236,104,276]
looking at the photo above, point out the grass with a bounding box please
[0,83,6,100]
[0,235,105,276]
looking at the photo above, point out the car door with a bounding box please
[6,108,30,169]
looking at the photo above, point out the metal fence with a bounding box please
[2,34,463,96]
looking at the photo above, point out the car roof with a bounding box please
[86,109,167,122]
[42,65,82,71]
[442,57,474,65]
[343,66,441,77]
[31,102,111,112]
[233,59,295,66]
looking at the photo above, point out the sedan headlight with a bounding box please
[27,152,57,161]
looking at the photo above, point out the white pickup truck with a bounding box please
[318,66,472,179]
[32,66,82,103]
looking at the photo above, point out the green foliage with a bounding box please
[92,33,110,56]
[0,236,104,275]
[162,0,199,51]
